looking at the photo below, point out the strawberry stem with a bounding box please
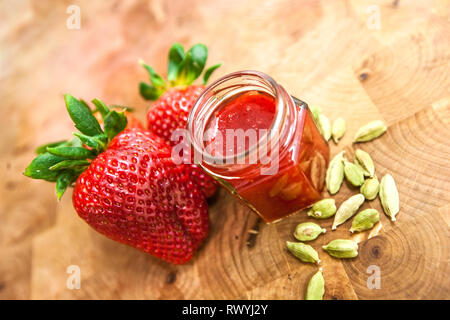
[139,42,222,101]
[24,94,128,199]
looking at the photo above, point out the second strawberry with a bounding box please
[139,43,222,198]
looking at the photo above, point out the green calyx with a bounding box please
[139,42,222,101]
[24,94,128,200]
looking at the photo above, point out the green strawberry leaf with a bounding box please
[168,43,185,82]
[104,110,127,140]
[47,146,94,160]
[35,140,68,154]
[139,82,161,100]
[56,171,76,200]
[49,159,90,171]
[24,153,67,182]
[64,94,103,136]
[203,63,222,85]
[181,44,208,85]
[91,98,110,117]
[74,132,107,151]
[91,98,128,139]
[138,42,219,99]
[71,137,83,147]
[79,99,91,110]
[140,60,166,89]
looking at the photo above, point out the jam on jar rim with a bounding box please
[187,70,306,180]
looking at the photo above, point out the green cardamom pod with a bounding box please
[322,239,358,258]
[380,174,400,221]
[344,160,365,187]
[326,151,345,195]
[354,120,387,143]
[353,160,370,177]
[318,114,331,141]
[309,105,321,123]
[305,268,325,300]
[355,149,375,177]
[331,118,346,143]
[360,176,380,200]
[332,193,365,230]
[307,198,337,219]
[286,241,321,264]
[350,209,380,233]
[294,222,326,241]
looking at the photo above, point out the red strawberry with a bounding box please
[139,43,221,198]
[146,85,204,142]
[25,95,209,264]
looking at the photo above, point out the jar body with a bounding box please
[229,101,328,222]
[188,71,329,223]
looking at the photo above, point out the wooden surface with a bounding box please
[1,0,449,300]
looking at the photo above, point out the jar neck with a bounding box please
[187,70,299,179]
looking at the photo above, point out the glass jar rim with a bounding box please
[187,70,292,170]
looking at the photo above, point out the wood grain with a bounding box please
[0,0,449,300]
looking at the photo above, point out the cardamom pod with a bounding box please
[322,239,358,258]
[355,149,375,177]
[294,222,326,241]
[332,193,365,230]
[344,160,365,187]
[326,151,345,195]
[309,105,321,123]
[310,151,326,191]
[380,174,400,221]
[350,209,380,233]
[279,182,303,201]
[269,174,289,198]
[305,268,325,300]
[354,160,370,177]
[286,241,321,264]
[354,120,387,143]
[360,176,380,200]
[318,114,331,141]
[307,198,337,219]
[331,117,346,143]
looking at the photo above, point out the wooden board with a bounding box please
[1,0,449,300]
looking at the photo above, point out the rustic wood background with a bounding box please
[1,0,449,300]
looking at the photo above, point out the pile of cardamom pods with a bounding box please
[286,106,400,300]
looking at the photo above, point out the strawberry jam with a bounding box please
[204,92,276,157]
[188,71,330,223]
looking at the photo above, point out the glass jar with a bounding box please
[187,71,329,223]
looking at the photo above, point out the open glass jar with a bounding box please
[187,71,329,223]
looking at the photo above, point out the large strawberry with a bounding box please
[139,43,221,198]
[25,95,209,264]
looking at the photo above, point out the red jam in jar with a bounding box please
[187,71,330,223]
